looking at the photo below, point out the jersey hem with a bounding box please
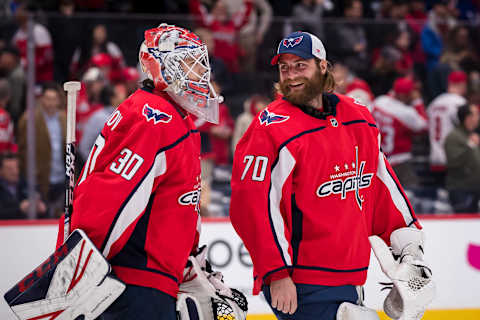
[112,265,179,298]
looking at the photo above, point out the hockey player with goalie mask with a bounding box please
[230,30,435,320]
[3,24,243,320]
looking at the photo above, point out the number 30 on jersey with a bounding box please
[241,155,268,181]
[79,135,144,184]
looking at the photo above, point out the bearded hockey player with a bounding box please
[230,31,435,320]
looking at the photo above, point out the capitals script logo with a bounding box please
[259,109,290,126]
[316,146,373,210]
[283,36,303,48]
[143,104,172,124]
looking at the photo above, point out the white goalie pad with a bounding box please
[177,246,248,320]
[369,228,435,320]
[4,229,125,320]
[336,302,380,320]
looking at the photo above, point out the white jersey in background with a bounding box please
[372,95,427,166]
[427,93,466,170]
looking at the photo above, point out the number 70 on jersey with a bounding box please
[241,155,268,182]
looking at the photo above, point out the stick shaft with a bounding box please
[63,81,81,241]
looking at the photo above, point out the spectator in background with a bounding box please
[71,24,125,80]
[345,78,374,111]
[332,61,373,108]
[18,82,66,218]
[231,94,269,152]
[236,0,272,73]
[455,0,480,22]
[427,70,467,184]
[50,0,82,84]
[194,27,233,95]
[372,77,427,189]
[427,26,479,102]
[11,2,53,85]
[440,26,479,73]
[189,0,253,73]
[0,152,46,219]
[445,104,480,213]
[406,0,428,80]
[330,0,369,78]
[371,28,414,95]
[331,61,354,94]
[209,80,234,167]
[0,47,25,123]
[79,85,119,162]
[406,0,428,34]
[0,79,16,153]
[75,67,106,144]
[121,66,140,96]
[421,0,456,71]
[292,0,325,40]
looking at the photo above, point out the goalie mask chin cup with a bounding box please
[139,23,220,124]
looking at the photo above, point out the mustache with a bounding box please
[282,77,309,86]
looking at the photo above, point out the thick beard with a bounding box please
[279,69,325,106]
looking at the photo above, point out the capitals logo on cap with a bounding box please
[259,109,289,126]
[271,31,326,65]
[143,104,172,124]
[283,36,303,48]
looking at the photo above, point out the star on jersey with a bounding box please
[259,109,290,126]
[142,104,172,124]
[334,165,340,172]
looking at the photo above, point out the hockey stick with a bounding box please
[64,81,81,241]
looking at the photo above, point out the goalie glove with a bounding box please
[369,228,435,320]
[177,246,248,320]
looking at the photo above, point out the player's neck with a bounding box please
[309,94,324,111]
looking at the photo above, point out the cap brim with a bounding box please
[270,50,316,65]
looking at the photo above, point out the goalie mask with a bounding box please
[139,23,220,123]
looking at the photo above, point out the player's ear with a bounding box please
[318,59,328,75]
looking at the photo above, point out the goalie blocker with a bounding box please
[4,229,125,320]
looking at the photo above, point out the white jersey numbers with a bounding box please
[241,155,268,181]
[79,135,106,185]
[106,110,123,131]
[110,148,144,180]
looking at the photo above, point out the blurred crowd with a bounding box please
[0,0,480,218]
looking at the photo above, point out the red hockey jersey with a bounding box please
[230,94,421,295]
[372,95,427,166]
[71,88,201,298]
[0,107,16,153]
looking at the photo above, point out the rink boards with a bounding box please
[0,215,479,319]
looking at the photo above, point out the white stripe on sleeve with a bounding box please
[376,147,414,226]
[102,151,167,257]
[269,146,296,266]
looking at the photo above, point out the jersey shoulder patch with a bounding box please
[258,108,289,126]
[142,103,172,124]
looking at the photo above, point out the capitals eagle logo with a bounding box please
[143,104,172,124]
[259,109,289,126]
[283,36,303,48]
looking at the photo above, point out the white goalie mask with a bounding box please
[139,23,221,123]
